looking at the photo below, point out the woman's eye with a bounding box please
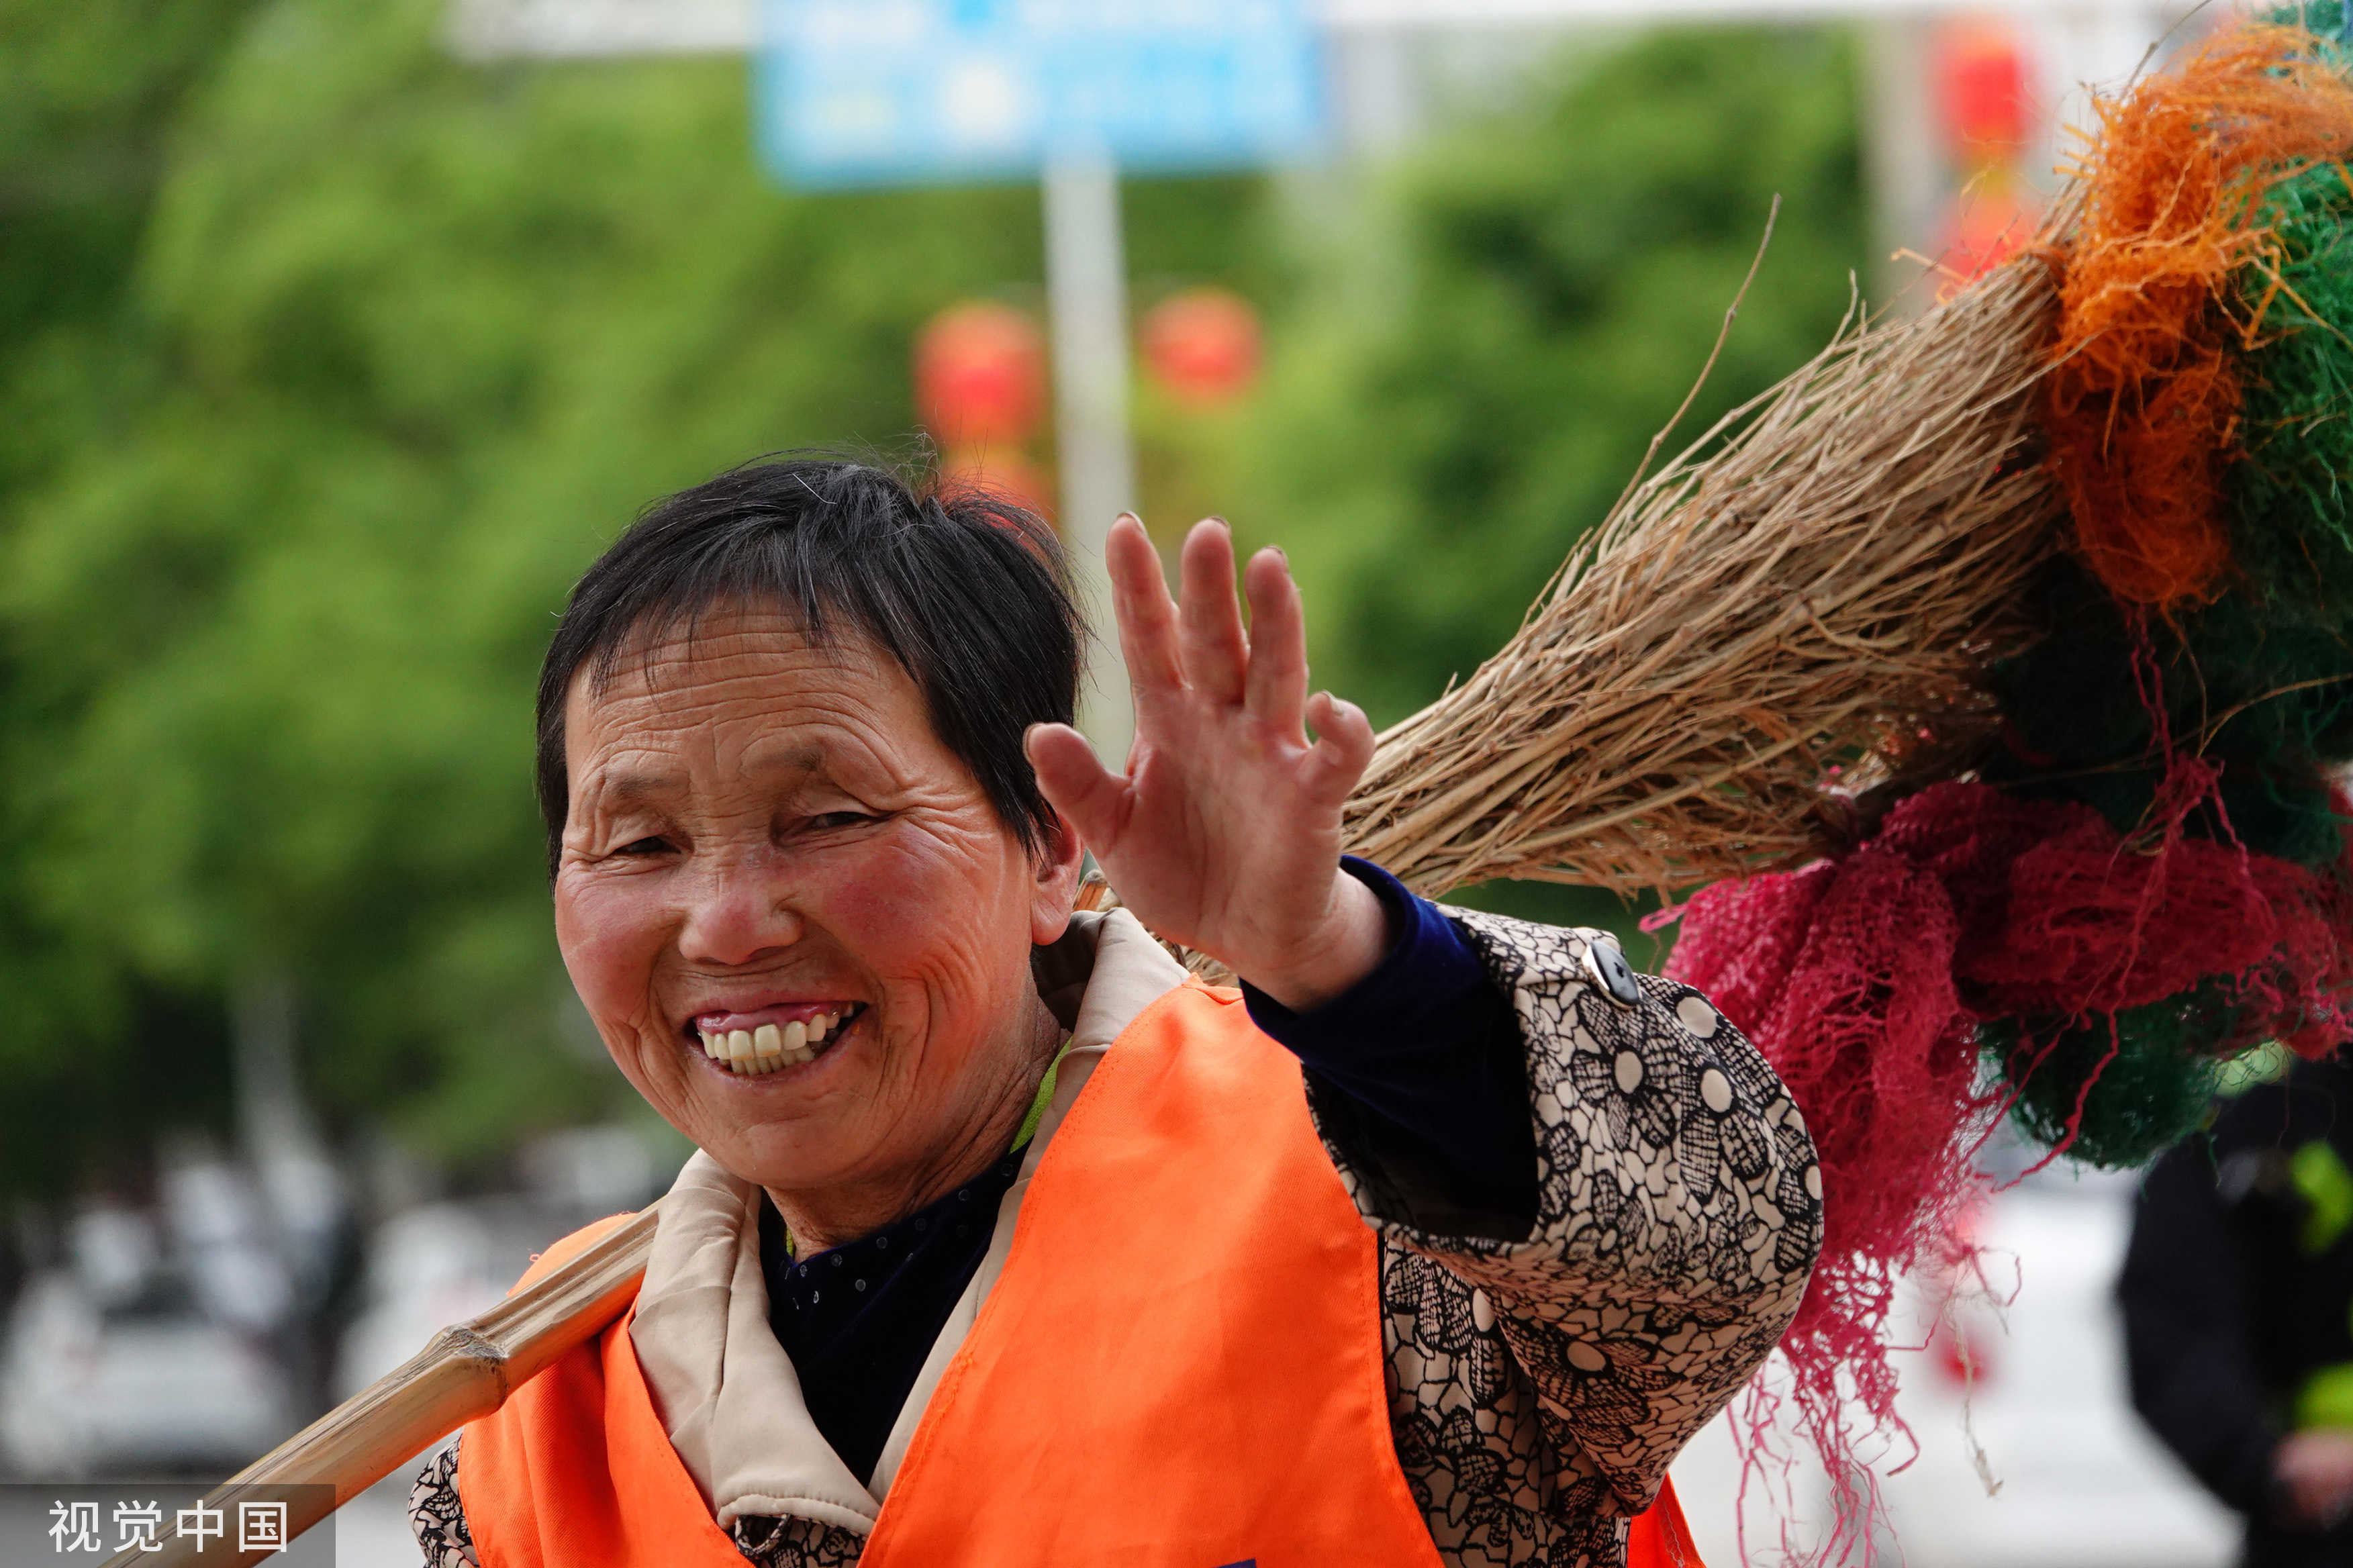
[808,811,874,832]
[614,836,673,856]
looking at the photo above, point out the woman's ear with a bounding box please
[1029,805,1086,946]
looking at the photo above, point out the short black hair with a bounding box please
[534,457,1082,877]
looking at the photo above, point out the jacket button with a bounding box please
[1583,938,1643,1008]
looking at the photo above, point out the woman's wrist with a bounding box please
[1233,870,1394,1014]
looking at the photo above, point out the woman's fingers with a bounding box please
[1302,691,1376,806]
[1024,723,1130,850]
[1241,546,1306,734]
[1105,513,1183,695]
[1178,519,1249,704]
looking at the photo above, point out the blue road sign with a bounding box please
[759,0,1325,187]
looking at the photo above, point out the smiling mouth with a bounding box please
[691,1004,866,1077]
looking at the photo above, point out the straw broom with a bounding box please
[103,225,2068,1568]
[1349,244,2066,902]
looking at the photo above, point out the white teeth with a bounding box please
[699,1010,859,1076]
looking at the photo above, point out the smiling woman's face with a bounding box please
[553,601,1080,1216]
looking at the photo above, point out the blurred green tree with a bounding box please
[1241,28,1866,720]
[0,0,270,1192]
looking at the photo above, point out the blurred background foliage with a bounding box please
[0,0,1864,1195]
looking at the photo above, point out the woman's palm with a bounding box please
[1025,516,1380,1003]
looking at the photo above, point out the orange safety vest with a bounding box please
[459,981,1703,1568]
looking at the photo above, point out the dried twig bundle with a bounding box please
[1343,251,2068,901]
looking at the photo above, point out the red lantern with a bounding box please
[939,445,1054,522]
[1140,287,1262,409]
[916,302,1047,446]
[1941,177,2033,284]
[1935,22,2030,160]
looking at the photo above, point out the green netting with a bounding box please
[2270,3,2352,50]
[1984,565,2353,865]
[2230,154,2353,624]
[1985,990,2239,1168]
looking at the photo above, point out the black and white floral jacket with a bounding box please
[411,908,1821,1568]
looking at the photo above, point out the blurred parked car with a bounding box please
[1672,1155,2240,1566]
[0,1206,298,1478]
[325,1128,675,1568]
[336,1125,672,1398]
[334,1194,595,1398]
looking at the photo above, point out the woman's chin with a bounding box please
[703,1121,887,1198]
[673,1033,892,1185]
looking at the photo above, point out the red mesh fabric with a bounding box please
[1673,850,1979,1285]
[1961,812,2276,1016]
[1668,847,1986,1548]
[2247,852,2353,1055]
[1666,777,2353,1553]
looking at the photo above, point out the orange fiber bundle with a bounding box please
[2043,23,2353,609]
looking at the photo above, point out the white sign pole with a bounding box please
[1043,147,1138,765]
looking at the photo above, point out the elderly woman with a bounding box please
[408,459,1821,1568]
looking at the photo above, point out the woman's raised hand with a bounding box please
[1025,515,1388,1012]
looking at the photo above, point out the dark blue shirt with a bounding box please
[760,856,1531,1484]
[1239,857,1536,1229]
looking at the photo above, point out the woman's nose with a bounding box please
[677,864,805,968]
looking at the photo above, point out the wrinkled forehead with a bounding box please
[586,596,863,689]
[563,599,916,764]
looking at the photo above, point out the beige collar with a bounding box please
[627,908,1187,1534]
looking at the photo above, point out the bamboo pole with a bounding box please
[98,1205,661,1568]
